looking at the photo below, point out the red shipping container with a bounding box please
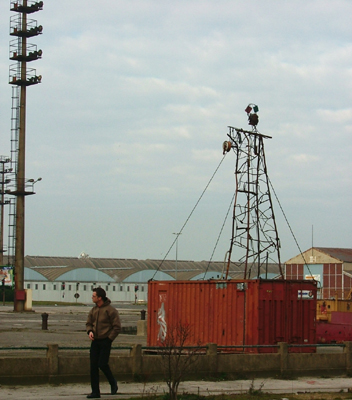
[147,279,317,353]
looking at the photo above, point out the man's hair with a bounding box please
[93,287,107,301]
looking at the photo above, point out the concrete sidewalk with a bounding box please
[1,377,352,400]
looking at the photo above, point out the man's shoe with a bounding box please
[87,393,101,399]
[111,379,118,395]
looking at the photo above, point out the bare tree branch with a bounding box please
[158,321,202,400]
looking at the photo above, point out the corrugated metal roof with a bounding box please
[314,248,352,263]
[24,268,48,281]
[9,255,282,283]
[57,268,115,282]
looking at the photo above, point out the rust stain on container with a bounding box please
[147,279,317,353]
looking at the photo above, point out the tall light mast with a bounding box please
[8,0,43,311]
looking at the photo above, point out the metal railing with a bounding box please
[0,343,345,353]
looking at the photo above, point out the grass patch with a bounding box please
[32,301,86,306]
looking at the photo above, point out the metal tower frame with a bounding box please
[0,157,11,267]
[223,105,283,280]
[8,0,43,311]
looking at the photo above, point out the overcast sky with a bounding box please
[0,0,351,265]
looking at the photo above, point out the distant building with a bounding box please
[285,247,352,299]
[9,249,352,303]
[15,255,281,303]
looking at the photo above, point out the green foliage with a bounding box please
[32,301,85,306]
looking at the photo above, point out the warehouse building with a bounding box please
[10,247,352,304]
[285,247,352,299]
[20,254,280,303]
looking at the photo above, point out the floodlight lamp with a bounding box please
[245,105,252,114]
[222,141,232,154]
[253,105,259,113]
[248,113,259,126]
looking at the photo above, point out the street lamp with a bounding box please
[26,177,42,184]
[173,232,181,280]
[26,177,42,194]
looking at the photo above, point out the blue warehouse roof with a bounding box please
[55,268,115,282]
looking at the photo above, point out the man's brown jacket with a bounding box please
[86,298,121,341]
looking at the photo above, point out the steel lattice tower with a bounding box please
[223,105,283,280]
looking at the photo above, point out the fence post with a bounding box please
[41,312,49,330]
[344,341,352,376]
[206,343,218,376]
[46,343,59,376]
[278,342,288,375]
[137,320,147,336]
[130,344,142,376]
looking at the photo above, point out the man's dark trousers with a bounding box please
[90,338,115,394]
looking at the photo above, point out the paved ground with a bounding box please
[0,303,350,399]
[1,377,352,400]
[0,303,147,350]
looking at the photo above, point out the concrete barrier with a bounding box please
[0,343,351,384]
[137,320,147,336]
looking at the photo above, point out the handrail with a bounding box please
[141,346,208,351]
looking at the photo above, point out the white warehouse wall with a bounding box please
[25,281,147,304]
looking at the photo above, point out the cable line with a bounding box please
[203,190,236,279]
[268,177,314,278]
[151,154,227,280]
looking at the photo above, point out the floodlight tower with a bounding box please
[223,105,283,280]
[8,0,43,311]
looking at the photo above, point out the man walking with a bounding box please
[86,287,121,399]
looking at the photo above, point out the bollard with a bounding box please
[140,309,146,320]
[41,312,49,330]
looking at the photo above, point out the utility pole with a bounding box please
[9,0,43,311]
